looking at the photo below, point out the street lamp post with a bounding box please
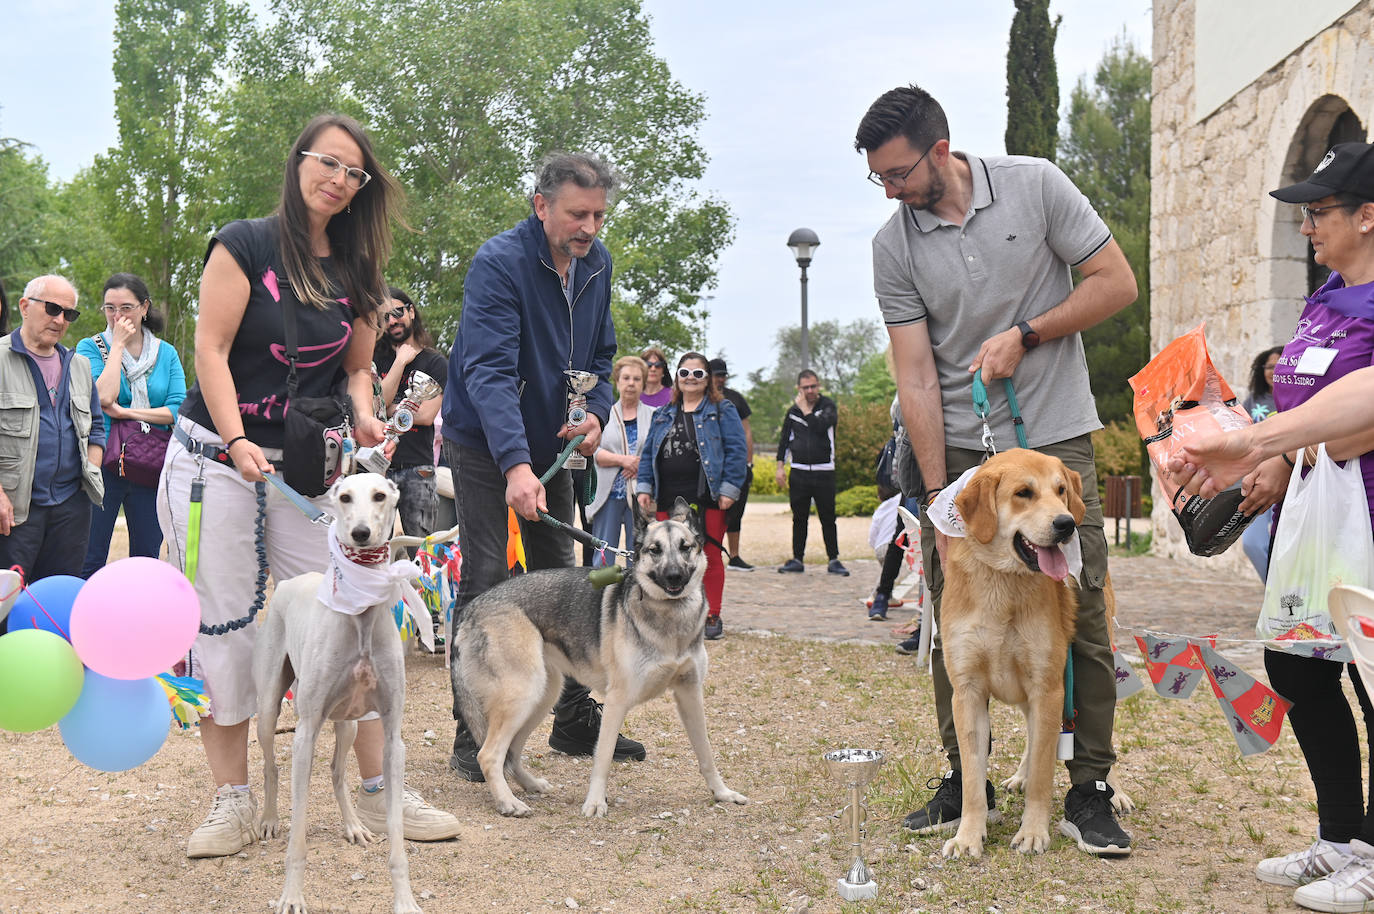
[787,228,820,372]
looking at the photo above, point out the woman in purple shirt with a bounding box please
[1241,143,1374,911]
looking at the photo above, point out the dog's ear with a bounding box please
[670,496,694,526]
[385,476,400,504]
[632,497,652,542]
[327,476,347,507]
[955,468,1001,544]
[1064,465,1086,525]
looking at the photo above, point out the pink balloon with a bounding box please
[70,558,201,680]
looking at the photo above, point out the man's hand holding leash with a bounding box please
[506,464,547,521]
[968,327,1027,381]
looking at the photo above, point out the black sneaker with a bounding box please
[549,694,647,761]
[727,556,755,572]
[778,558,805,573]
[895,633,922,655]
[704,615,723,640]
[827,559,850,576]
[902,770,1000,834]
[1059,779,1132,856]
[448,721,485,782]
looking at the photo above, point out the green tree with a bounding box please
[0,137,56,299]
[1005,0,1061,160]
[221,0,731,352]
[102,0,245,358]
[1059,33,1151,427]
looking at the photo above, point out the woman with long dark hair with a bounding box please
[76,273,186,573]
[157,114,457,858]
[635,351,747,640]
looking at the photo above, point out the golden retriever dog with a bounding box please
[940,448,1085,859]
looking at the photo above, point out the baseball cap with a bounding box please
[1270,142,1374,203]
[707,358,728,376]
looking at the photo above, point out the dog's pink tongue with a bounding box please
[1034,544,1069,581]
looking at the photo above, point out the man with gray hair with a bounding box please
[0,275,106,631]
[441,153,647,778]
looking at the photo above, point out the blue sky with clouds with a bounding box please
[1,0,1152,380]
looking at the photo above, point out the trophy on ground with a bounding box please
[823,748,886,902]
[355,370,442,475]
[562,369,599,471]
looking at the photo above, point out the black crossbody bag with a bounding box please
[280,301,354,497]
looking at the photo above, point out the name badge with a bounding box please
[1294,346,1338,376]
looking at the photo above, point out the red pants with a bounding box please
[656,506,726,617]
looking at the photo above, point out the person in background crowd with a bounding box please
[0,280,9,334]
[157,114,458,858]
[588,355,654,564]
[709,357,757,571]
[0,275,105,630]
[373,285,447,549]
[1239,345,1284,580]
[639,346,673,407]
[636,352,747,640]
[443,152,647,780]
[856,82,1137,853]
[1205,143,1374,914]
[774,369,848,576]
[76,273,186,575]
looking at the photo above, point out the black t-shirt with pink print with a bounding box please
[181,216,357,449]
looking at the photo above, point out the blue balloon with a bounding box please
[59,672,170,772]
[9,575,85,641]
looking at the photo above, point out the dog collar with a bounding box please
[340,543,391,566]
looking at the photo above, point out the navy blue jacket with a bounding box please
[442,213,617,474]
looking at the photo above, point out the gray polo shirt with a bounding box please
[872,153,1112,450]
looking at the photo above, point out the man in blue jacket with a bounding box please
[442,153,645,779]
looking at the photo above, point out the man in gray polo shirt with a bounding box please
[855,84,1139,856]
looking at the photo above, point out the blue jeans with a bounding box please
[81,466,162,577]
[387,465,438,558]
[590,494,635,567]
[1242,506,1274,582]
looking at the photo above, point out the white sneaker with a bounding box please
[357,783,460,841]
[1258,840,1357,887]
[1294,840,1374,913]
[187,785,256,858]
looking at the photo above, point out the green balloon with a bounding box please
[0,629,86,732]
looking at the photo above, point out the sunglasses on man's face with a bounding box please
[385,305,411,321]
[32,298,80,323]
[678,367,708,380]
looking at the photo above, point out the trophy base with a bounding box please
[355,447,391,476]
[836,878,878,902]
[564,454,588,471]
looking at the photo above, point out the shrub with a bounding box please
[835,485,882,518]
[834,397,896,492]
[1091,418,1148,481]
[751,455,781,496]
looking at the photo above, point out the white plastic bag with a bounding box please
[1259,445,1374,639]
[869,494,899,561]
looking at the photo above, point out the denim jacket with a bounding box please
[636,398,747,504]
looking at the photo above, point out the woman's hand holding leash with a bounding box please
[228,438,274,483]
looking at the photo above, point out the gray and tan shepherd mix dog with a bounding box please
[940,449,1090,860]
[453,498,749,818]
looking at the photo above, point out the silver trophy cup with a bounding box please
[823,748,886,902]
[355,370,442,475]
[562,369,599,471]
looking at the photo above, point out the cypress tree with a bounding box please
[1005,0,1062,160]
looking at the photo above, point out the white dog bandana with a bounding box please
[318,524,434,651]
[929,466,1084,581]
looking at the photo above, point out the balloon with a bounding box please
[60,672,170,772]
[8,574,85,640]
[0,630,85,732]
[70,557,201,680]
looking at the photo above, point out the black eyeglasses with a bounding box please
[32,298,80,322]
[385,305,411,320]
[1301,203,1359,226]
[299,151,372,189]
[867,144,933,189]
[677,367,707,380]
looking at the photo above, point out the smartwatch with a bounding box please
[1017,320,1041,350]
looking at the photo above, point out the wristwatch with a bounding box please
[1016,320,1040,350]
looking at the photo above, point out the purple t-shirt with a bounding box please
[1272,272,1374,524]
[32,350,62,404]
[640,387,673,408]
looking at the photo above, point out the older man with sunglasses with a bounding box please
[0,275,106,626]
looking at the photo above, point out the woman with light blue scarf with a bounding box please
[76,273,186,575]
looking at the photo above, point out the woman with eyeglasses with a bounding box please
[588,354,655,565]
[639,346,673,407]
[636,352,747,640]
[1213,143,1374,912]
[156,114,459,859]
[74,273,186,575]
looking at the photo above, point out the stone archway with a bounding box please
[1263,96,1366,342]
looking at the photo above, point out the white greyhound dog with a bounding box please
[252,473,428,914]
